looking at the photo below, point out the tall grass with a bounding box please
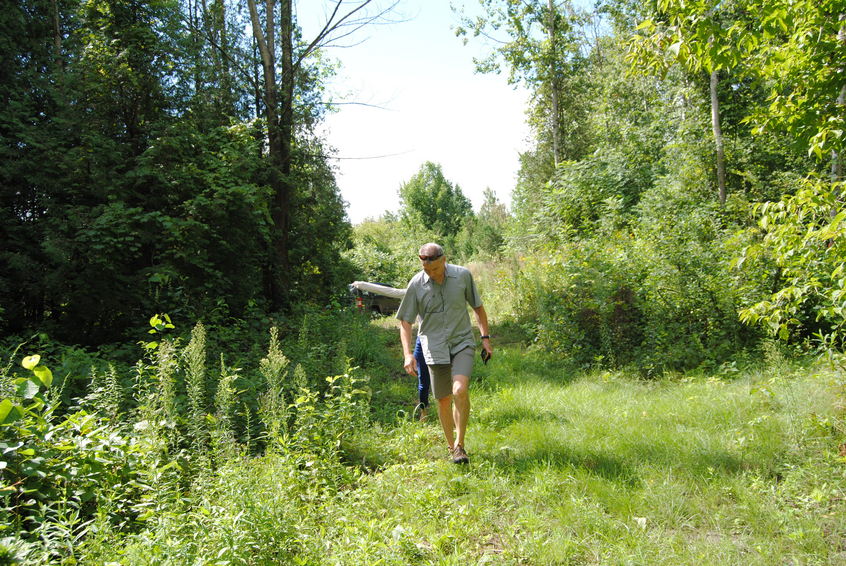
[5,315,844,565]
[312,344,845,565]
[73,332,845,565]
[184,322,208,454]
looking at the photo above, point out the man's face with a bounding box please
[420,252,446,279]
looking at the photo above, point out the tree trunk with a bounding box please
[217,0,233,115]
[832,15,846,183]
[245,0,389,309]
[189,0,202,103]
[547,0,561,167]
[247,0,292,310]
[833,83,845,183]
[710,69,727,205]
[200,0,216,111]
[51,0,63,72]
[270,0,294,309]
[251,36,262,123]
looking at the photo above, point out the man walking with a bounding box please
[397,243,493,464]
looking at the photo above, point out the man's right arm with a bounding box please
[400,320,417,376]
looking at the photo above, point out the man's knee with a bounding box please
[452,376,469,397]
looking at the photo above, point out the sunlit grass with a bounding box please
[81,338,846,565]
[328,344,846,565]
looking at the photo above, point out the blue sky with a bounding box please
[296,1,530,224]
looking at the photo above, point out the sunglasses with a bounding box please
[418,254,443,262]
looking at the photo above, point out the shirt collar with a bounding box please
[422,263,454,284]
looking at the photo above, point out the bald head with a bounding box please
[418,242,444,257]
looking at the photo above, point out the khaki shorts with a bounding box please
[427,346,475,400]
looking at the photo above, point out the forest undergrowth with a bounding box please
[3,317,839,565]
[308,323,846,565]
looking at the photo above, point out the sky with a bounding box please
[296,1,531,224]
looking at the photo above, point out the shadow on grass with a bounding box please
[478,407,571,427]
[481,430,749,488]
[472,348,583,394]
[339,440,391,474]
[352,316,414,426]
[488,442,643,486]
[481,438,750,491]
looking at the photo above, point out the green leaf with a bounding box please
[32,366,53,388]
[0,400,12,424]
[668,42,681,56]
[0,400,22,426]
[17,380,40,400]
[22,355,40,370]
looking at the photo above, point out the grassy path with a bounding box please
[328,338,846,565]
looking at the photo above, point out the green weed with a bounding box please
[4,322,844,565]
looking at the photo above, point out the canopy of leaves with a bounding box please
[398,161,473,240]
[0,0,354,343]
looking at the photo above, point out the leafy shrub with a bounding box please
[499,179,759,372]
[344,215,431,286]
[0,310,378,564]
[737,177,846,348]
[286,305,397,385]
[0,356,153,564]
[519,149,653,248]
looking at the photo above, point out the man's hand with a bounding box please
[403,353,418,376]
[399,320,417,376]
[481,337,493,364]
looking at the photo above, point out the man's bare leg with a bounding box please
[437,395,455,449]
[452,374,470,449]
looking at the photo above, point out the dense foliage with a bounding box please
[0,0,354,345]
[2,0,845,561]
[0,309,393,563]
[342,0,842,370]
[438,0,838,369]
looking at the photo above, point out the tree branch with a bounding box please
[180,12,261,96]
[295,0,403,70]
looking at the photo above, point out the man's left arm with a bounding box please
[472,305,493,358]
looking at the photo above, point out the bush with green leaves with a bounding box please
[453,188,511,262]
[0,355,153,564]
[737,177,846,348]
[498,177,758,372]
[344,214,435,286]
[528,149,652,243]
[0,310,378,564]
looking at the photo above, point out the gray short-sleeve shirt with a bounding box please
[396,263,483,365]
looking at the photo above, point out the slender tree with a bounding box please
[627,0,742,205]
[246,0,397,309]
[710,68,726,204]
[830,14,845,183]
[455,0,590,167]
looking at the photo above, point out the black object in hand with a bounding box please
[480,348,491,365]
